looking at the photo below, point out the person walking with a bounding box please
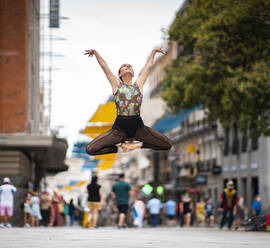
[68,199,76,226]
[0,177,17,228]
[87,175,105,228]
[112,173,133,229]
[132,196,145,228]
[30,191,42,227]
[177,201,184,227]
[196,199,205,227]
[182,192,192,227]
[204,197,214,227]
[58,195,66,226]
[165,198,177,227]
[49,189,62,227]
[40,191,51,226]
[251,194,263,216]
[220,180,238,229]
[234,197,246,230]
[22,193,32,227]
[147,194,162,227]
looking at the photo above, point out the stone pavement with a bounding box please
[0,227,269,248]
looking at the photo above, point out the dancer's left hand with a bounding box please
[153,47,166,55]
[84,49,96,57]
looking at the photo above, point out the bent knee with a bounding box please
[86,143,97,155]
[164,141,172,150]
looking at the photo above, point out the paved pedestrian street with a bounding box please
[0,227,269,248]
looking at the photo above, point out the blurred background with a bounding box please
[0,0,269,228]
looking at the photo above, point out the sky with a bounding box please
[48,0,184,155]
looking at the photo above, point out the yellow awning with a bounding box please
[76,180,88,187]
[97,158,117,170]
[94,153,116,160]
[83,125,112,139]
[88,102,117,123]
[83,102,117,138]
[63,185,73,191]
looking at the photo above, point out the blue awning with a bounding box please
[153,106,202,133]
[81,159,99,171]
[69,180,79,186]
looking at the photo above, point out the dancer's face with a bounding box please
[119,64,134,79]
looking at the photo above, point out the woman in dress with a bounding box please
[30,191,42,227]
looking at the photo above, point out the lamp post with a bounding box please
[168,150,179,199]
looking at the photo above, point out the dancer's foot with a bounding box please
[121,142,142,151]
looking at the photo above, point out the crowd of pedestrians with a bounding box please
[0,177,269,231]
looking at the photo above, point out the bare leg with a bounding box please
[88,212,93,227]
[118,213,126,226]
[185,213,191,227]
[7,215,12,224]
[93,210,99,227]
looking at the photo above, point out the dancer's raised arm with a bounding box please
[136,47,165,90]
[84,49,119,94]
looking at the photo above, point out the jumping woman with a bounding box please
[84,48,172,155]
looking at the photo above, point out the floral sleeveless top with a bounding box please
[114,82,143,116]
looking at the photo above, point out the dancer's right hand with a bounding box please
[84,49,96,57]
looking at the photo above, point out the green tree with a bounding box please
[162,0,270,136]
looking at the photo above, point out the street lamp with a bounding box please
[168,150,180,199]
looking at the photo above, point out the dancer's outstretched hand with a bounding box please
[84,49,96,57]
[153,47,166,55]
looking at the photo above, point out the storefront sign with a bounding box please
[142,184,153,195]
[156,186,164,195]
[195,175,208,185]
[212,166,222,174]
[188,187,197,194]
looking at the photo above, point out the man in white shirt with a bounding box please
[147,195,162,227]
[0,177,17,228]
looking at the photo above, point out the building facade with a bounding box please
[222,125,270,212]
[0,0,68,225]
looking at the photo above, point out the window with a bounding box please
[241,129,247,153]
[232,123,239,155]
[251,136,258,151]
[223,127,230,156]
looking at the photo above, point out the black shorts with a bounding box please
[112,115,144,138]
[117,204,129,214]
[206,212,213,218]
[167,214,175,220]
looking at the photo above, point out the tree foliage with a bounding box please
[162,0,270,136]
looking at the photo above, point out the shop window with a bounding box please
[223,127,230,156]
[251,136,258,151]
[252,177,259,197]
[241,129,247,153]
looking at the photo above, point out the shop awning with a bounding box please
[81,160,99,171]
[83,124,113,139]
[83,102,117,138]
[97,158,117,170]
[153,106,202,133]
